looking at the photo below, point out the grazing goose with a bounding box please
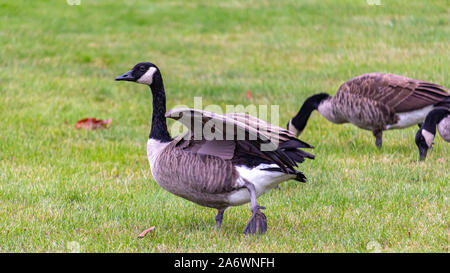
[115,62,314,234]
[288,73,449,147]
[415,107,450,160]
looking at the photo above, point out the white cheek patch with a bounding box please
[422,129,434,148]
[137,67,157,85]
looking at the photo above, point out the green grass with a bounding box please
[0,0,449,252]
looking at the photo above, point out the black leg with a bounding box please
[372,129,383,148]
[215,208,226,228]
[242,182,267,235]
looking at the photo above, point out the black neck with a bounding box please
[291,93,330,133]
[422,108,449,135]
[148,79,172,142]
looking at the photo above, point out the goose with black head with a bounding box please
[116,62,314,234]
[415,106,450,160]
[288,73,449,148]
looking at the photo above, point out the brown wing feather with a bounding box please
[337,73,449,113]
[396,82,450,112]
[176,138,236,160]
[167,108,314,173]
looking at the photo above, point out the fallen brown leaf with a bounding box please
[246,90,253,102]
[138,226,155,239]
[75,118,112,130]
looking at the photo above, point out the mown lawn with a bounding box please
[0,0,448,252]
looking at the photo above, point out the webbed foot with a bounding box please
[243,205,267,235]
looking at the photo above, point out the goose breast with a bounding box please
[147,139,239,208]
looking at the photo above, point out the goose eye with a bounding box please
[139,66,146,72]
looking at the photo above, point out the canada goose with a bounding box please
[115,62,314,234]
[288,73,449,147]
[415,107,450,160]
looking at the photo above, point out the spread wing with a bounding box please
[166,108,314,173]
[338,73,449,113]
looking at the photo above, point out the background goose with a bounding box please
[115,62,314,234]
[415,106,450,160]
[288,73,449,147]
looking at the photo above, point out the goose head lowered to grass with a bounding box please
[288,73,449,148]
[115,62,314,234]
[415,106,450,161]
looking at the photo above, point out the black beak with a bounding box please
[419,146,428,161]
[115,70,135,81]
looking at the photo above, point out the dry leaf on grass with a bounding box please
[138,226,155,239]
[246,90,253,102]
[74,118,112,130]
